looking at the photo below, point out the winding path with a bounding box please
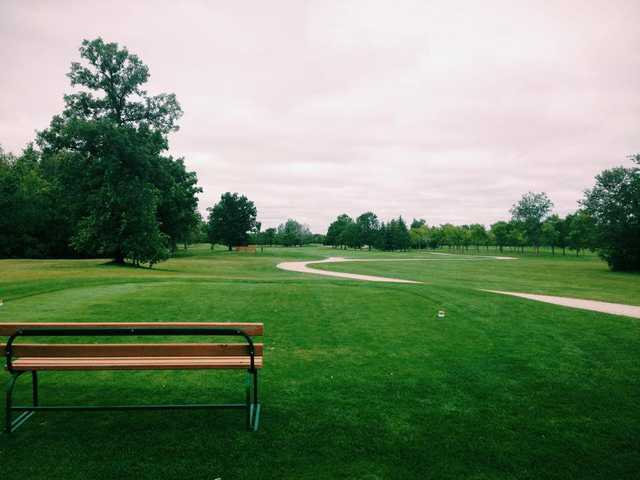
[276,255,640,319]
[276,254,515,284]
[483,290,640,319]
[276,257,422,284]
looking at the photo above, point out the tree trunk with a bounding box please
[228,245,233,251]
[114,252,125,265]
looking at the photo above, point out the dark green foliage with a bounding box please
[262,227,277,246]
[490,221,510,252]
[0,147,58,257]
[275,219,313,246]
[356,211,380,250]
[207,192,257,250]
[325,214,353,248]
[0,39,199,266]
[510,192,553,253]
[65,38,182,133]
[582,156,639,270]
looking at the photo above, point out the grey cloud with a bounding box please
[1,0,639,232]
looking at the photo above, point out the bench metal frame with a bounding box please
[4,327,261,433]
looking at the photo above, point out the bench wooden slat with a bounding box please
[11,356,263,371]
[0,343,263,358]
[0,322,263,336]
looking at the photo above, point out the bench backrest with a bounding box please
[0,322,263,358]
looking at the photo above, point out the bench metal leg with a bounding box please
[246,369,260,432]
[5,371,36,434]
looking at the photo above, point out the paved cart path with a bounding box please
[483,290,640,319]
[277,256,640,318]
[276,255,515,284]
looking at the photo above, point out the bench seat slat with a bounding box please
[1,343,263,357]
[0,322,263,336]
[10,356,263,371]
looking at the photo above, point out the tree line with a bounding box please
[324,201,597,256]
[323,155,640,272]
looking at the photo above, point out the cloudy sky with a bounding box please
[1,1,638,232]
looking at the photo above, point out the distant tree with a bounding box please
[341,222,362,249]
[469,224,488,252]
[582,155,640,271]
[153,156,202,251]
[490,221,510,252]
[263,227,277,246]
[207,192,257,251]
[325,214,353,249]
[510,192,554,254]
[277,219,312,247]
[393,217,411,251]
[507,221,526,253]
[410,224,429,249]
[410,218,427,229]
[541,215,561,255]
[356,212,380,251]
[566,210,595,257]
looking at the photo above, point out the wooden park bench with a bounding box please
[1,322,263,433]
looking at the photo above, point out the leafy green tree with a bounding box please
[325,214,353,249]
[263,228,277,246]
[153,156,202,251]
[0,147,55,257]
[510,192,554,254]
[566,211,595,257]
[410,224,429,249]
[356,212,380,250]
[64,38,182,133]
[582,155,640,270]
[410,218,427,229]
[469,224,488,252]
[490,221,510,252]
[207,192,257,251]
[341,222,363,249]
[541,215,561,255]
[507,221,526,253]
[393,217,411,251]
[34,38,196,266]
[276,219,312,247]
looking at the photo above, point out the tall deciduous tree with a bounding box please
[207,192,257,251]
[510,192,554,254]
[582,155,639,270]
[34,38,197,266]
[356,212,380,251]
[325,214,353,249]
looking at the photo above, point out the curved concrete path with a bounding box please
[276,257,422,284]
[483,290,640,319]
[276,254,516,284]
[276,256,640,319]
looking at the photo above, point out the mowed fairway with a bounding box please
[1,246,639,479]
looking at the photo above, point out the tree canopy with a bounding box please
[0,38,200,266]
[582,155,640,270]
[207,192,257,250]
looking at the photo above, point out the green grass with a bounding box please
[1,245,639,479]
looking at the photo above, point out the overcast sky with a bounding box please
[1,1,639,232]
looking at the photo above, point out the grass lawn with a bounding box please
[1,245,639,479]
